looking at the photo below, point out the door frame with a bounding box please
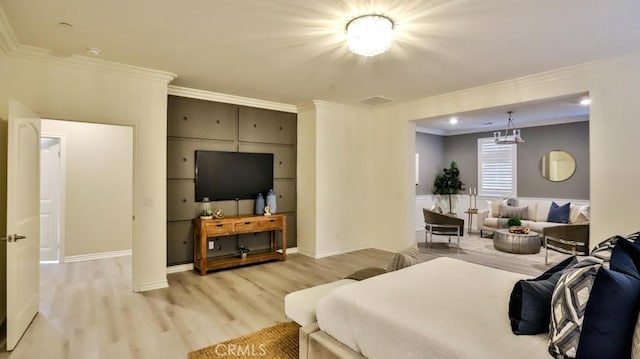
[39,134,66,263]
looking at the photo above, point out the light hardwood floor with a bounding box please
[0,249,392,359]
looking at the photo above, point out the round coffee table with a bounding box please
[493,229,541,254]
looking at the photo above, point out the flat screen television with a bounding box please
[195,151,274,201]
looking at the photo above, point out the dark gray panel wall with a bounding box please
[415,132,444,195]
[166,96,297,266]
[440,121,589,199]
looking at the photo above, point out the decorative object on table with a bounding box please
[264,205,271,216]
[433,161,464,214]
[467,186,478,210]
[266,189,277,214]
[494,111,524,144]
[239,246,250,260]
[255,193,265,215]
[199,197,213,219]
[212,208,224,219]
[507,216,529,234]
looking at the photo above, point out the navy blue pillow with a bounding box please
[547,201,570,224]
[577,239,640,358]
[508,256,578,335]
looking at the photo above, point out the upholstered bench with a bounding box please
[284,279,356,326]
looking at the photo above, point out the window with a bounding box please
[477,138,517,197]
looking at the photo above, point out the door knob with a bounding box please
[14,235,26,241]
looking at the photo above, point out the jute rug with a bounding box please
[188,322,300,359]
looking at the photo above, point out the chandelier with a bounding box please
[346,15,394,57]
[494,111,524,144]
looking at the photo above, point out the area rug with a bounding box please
[188,322,300,359]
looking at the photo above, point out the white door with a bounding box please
[40,137,60,262]
[5,100,41,350]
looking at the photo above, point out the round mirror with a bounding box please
[539,150,576,182]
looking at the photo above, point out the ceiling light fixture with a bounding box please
[346,14,394,57]
[580,98,591,106]
[449,117,458,124]
[494,111,524,144]
[85,47,101,56]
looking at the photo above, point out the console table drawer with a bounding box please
[234,220,261,232]
[205,222,234,235]
[257,218,283,230]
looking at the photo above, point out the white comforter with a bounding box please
[316,257,550,359]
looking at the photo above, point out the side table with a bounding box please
[464,208,478,234]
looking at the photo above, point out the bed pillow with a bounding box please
[508,256,578,335]
[577,239,640,358]
[549,256,605,358]
[386,246,421,272]
[548,201,571,224]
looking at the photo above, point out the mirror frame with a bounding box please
[539,150,576,182]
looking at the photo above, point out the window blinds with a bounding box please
[477,138,517,197]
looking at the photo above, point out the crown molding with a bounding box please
[0,6,176,83]
[169,85,297,113]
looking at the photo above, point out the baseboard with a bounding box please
[277,247,298,254]
[64,249,132,263]
[166,263,194,274]
[135,280,169,292]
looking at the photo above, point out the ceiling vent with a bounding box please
[360,96,393,106]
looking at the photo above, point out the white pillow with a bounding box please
[570,204,590,224]
[487,199,507,218]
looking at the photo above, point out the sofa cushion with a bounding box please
[548,201,571,224]
[499,205,530,220]
[487,199,508,218]
[570,204,590,224]
[508,256,578,335]
[549,256,604,358]
[577,239,640,358]
[534,202,552,222]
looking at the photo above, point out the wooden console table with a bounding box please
[193,214,287,276]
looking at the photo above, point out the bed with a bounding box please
[311,257,551,359]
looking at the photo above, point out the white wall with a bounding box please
[41,120,133,259]
[0,51,174,291]
[376,53,640,250]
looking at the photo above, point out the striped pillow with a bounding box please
[499,205,530,220]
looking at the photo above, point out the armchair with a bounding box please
[543,223,590,264]
[422,209,465,250]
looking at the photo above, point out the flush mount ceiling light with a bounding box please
[346,14,394,57]
[449,117,458,125]
[580,98,591,106]
[494,111,524,144]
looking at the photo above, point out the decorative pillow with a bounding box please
[569,204,590,224]
[508,256,578,335]
[386,246,421,272]
[591,232,640,262]
[499,205,530,220]
[577,239,640,358]
[548,201,571,224]
[344,267,386,281]
[505,198,519,207]
[549,256,605,358]
[487,199,508,218]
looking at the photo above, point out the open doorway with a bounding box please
[40,120,133,264]
[40,137,62,263]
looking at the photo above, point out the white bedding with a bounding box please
[316,257,550,359]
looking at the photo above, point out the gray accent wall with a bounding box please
[415,132,443,195]
[416,120,589,199]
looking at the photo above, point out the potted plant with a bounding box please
[507,217,529,234]
[239,246,250,260]
[433,161,464,214]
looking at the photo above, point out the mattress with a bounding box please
[316,257,550,359]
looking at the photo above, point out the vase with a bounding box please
[266,189,277,214]
[255,193,265,215]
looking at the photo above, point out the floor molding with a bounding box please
[135,280,169,292]
[64,249,132,263]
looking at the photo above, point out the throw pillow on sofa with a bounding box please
[577,238,640,358]
[487,199,508,218]
[499,205,530,220]
[548,201,571,224]
[549,256,605,358]
[508,256,578,335]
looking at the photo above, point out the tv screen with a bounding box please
[195,151,274,201]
